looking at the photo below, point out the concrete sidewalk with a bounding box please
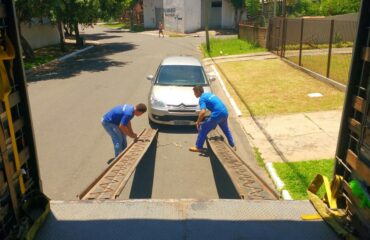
[239,110,342,163]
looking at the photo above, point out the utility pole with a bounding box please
[205,0,210,52]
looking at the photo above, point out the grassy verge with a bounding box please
[273,159,335,199]
[201,38,266,58]
[103,22,129,29]
[217,59,344,116]
[288,54,352,85]
[24,43,80,70]
[285,42,353,50]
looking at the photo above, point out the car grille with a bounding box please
[151,114,198,122]
[167,104,198,113]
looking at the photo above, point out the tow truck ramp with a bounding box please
[36,199,339,240]
[79,129,158,200]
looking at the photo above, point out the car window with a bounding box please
[156,65,208,86]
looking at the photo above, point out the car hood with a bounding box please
[151,85,212,105]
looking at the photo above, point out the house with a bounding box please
[143,0,237,33]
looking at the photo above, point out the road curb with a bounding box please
[266,162,292,200]
[25,45,95,75]
[210,64,242,117]
[58,45,94,61]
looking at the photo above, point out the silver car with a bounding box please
[147,56,213,125]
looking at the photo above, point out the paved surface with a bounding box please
[240,110,342,163]
[36,199,339,240]
[27,25,271,200]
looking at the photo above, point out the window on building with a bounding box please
[211,1,222,8]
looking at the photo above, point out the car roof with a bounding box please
[161,56,202,66]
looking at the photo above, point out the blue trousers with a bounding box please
[196,115,235,149]
[102,120,127,157]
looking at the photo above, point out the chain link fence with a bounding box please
[268,17,358,85]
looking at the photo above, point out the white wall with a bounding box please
[222,0,235,28]
[21,23,59,49]
[184,0,201,33]
[143,0,163,28]
[163,0,185,33]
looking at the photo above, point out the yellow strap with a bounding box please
[305,174,357,239]
[301,214,322,220]
[0,34,26,194]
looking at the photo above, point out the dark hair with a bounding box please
[136,103,147,113]
[193,85,204,93]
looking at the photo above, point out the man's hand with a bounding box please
[196,121,201,131]
[132,133,138,142]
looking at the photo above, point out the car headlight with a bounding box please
[150,95,166,108]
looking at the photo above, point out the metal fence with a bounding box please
[268,17,358,85]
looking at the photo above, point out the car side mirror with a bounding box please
[147,75,154,81]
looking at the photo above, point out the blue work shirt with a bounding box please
[102,104,135,126]
[199,92,228,119]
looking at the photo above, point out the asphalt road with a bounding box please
[27,26,270,200]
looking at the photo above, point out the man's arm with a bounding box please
[196,109,206,131]
[119,121,137,139]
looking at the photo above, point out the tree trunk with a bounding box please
[20,35,34,59]
[74,22,83,47]
[63,24,70,37]
[57,21,66,52]
[130,10,134,31]
[234,8,238,30]
[17,21,34,59]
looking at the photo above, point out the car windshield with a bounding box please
[156,65,208,86]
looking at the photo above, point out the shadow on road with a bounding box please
[149,122,197,134]
[207,142,240,199]
[27,42,137,82]
[82,32,123,41]
[129,138,157,199]
[103,30,130,34]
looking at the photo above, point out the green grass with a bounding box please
[253,147,265,168]
[288,54,352,85]
[24,43,80,70]
[103,22,129,29]
[285,42,353,51]
[273,159,335,200]
[201,37,266,58]
[217,59,344,116]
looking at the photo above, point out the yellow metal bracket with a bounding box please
[0,34,26,194]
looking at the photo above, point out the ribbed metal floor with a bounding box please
[36,199,339,240]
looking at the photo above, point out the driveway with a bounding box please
[27,26,270,200]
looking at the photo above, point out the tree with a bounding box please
[59,0,100,46]
[320,0,360,16]
[230,0,246,30]
[287,0,360,17]
[245,0,261,20]
[15,0,62,58]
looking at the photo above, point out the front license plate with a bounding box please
[174,120,191,125]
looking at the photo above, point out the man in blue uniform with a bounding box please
[102,103,147,157]
[189,86,235,152]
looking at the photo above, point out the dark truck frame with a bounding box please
[334,0,370,238]
[0,0,369,239]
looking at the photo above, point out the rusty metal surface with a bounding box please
[79,128,158,200]
[207,130,278,200]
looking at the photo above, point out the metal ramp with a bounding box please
[36,199,339,240]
